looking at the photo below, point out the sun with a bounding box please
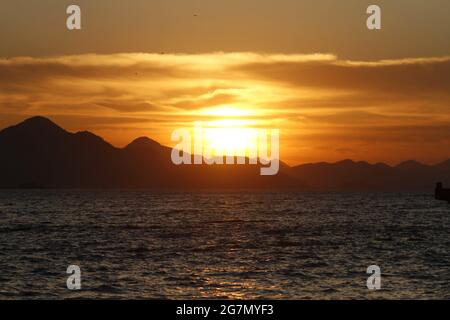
[203,126,259,157]
[198,106,260,158]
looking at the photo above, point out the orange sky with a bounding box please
[1,0,449,60]
[0,1,449,165]
[1,53,449,165]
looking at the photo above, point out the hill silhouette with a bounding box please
[0,116,449,190]
[0,117,297,189]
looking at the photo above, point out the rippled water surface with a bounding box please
[0,190,449,299]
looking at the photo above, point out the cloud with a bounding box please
[239,55,450,96]
[303,110,436,126]
[2,53,448,112]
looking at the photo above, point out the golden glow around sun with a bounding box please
[195,106,261,157]
[203,127,259,157]
[199,105,260,118]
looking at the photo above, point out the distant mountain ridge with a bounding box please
[292,158,450,191]
[0,116,449,191]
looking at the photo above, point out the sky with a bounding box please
[0,0,449,165]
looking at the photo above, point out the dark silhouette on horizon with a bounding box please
[0,116,449,191]
[435,182,450,202]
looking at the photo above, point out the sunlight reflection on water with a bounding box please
[0,190,449,299]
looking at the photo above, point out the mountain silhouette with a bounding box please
[0,117,297,189]
[0,116,449,191]
[291,158,450,191]
[396,160,429,171]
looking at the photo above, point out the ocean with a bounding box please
[0,190,449,299]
